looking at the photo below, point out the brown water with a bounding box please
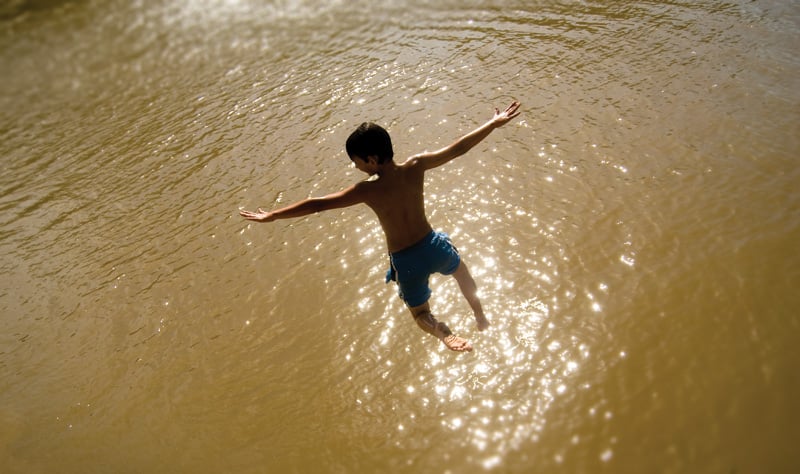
[2,0,799,472]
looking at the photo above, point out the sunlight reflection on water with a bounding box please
[343,137,631,467]
[341,219,599,467]
[4,0,797,472]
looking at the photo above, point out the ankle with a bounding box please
[433,321,453,339]
[414,311,452,339]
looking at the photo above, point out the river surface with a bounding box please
[1,0,799,472]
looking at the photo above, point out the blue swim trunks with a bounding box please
[385,230,461,307]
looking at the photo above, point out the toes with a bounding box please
[443,335,473,352]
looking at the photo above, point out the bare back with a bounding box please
[358,159,433,253]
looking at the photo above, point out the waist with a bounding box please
[389,230,437,257]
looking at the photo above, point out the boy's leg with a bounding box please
[452,262,490,330]
[407,302,473,352]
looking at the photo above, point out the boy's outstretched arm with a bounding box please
[413,101,520,170]
[239,183,366,222]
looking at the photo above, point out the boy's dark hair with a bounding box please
[346,122,393,163]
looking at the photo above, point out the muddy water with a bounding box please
[1,0,798,472]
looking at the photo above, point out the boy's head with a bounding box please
[346,122,393,164]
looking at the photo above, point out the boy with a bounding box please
[240,101,521,352]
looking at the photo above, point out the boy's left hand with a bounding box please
[239,208,274,222]
[492,101,521,126]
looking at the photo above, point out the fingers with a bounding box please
[492,101,520,124]
[506,101,521,115]
[239,209,262,220]
[502,101,521,120]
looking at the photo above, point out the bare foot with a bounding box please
[442,334,473,352]
[433,321,473,352]
[475,314,490,331]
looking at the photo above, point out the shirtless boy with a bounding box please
[240,101,521,352]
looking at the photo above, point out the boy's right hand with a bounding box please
[492,101,521,127]
[239,208,274,222]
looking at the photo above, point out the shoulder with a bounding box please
[399,154,428,172]
[348,177,385,200]
[321,180,373,207]
[401,149,449,172]
[345,179,375,196]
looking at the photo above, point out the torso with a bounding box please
[360,159,433,253]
